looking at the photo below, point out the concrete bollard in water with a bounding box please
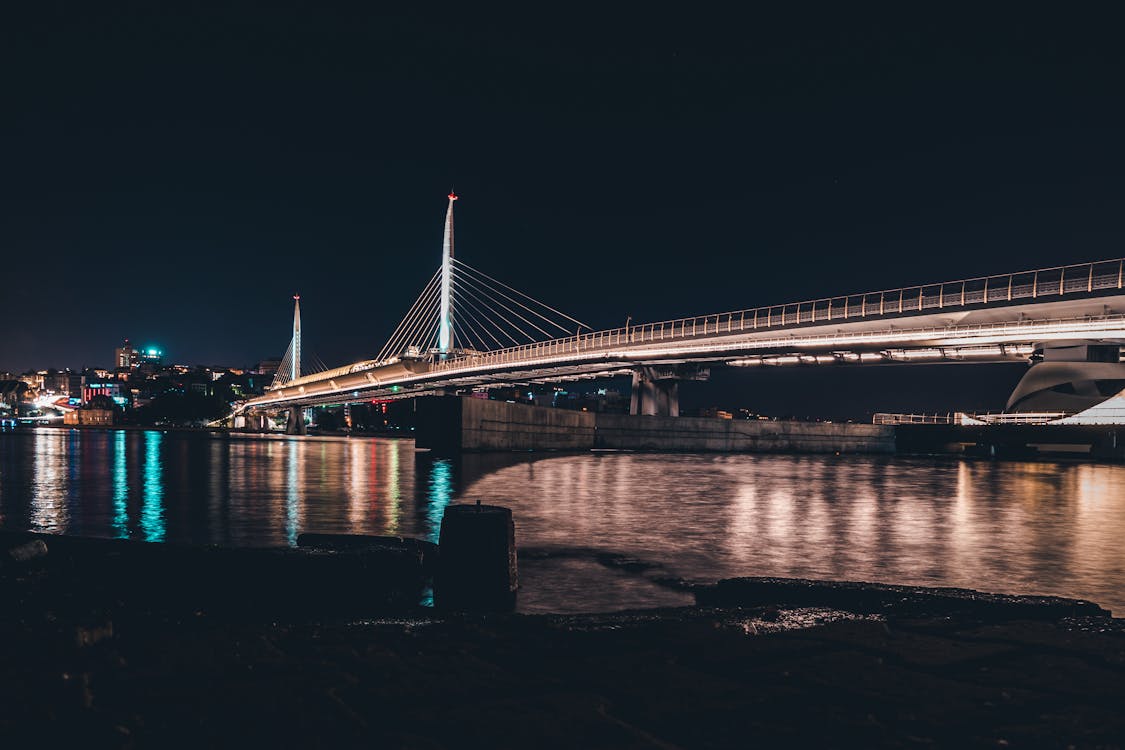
[435,502,518,612]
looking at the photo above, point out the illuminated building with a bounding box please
[256,358,283,378]
[115,339,138,369]
[83,382,128,407]
[139,347,164,366]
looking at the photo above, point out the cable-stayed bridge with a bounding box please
[240,194,1125,424]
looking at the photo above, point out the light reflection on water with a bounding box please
[1,429,1124,614]
[141,431,165,542]
[112,431,128,538]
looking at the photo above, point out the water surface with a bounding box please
[1,428,1123,614]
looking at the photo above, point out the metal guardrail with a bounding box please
[250,312,1125,408]
[427,257,1125,374]
[430,311,1125,378]
[873,412,1070,426]
[266,257,1125,396]
[872,413,955,425]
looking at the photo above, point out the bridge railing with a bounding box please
[426,257,1125,373]
[872,413,955,425]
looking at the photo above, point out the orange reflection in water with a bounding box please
[465,453,1125,613]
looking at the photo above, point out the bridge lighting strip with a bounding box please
[728,344,1034,366]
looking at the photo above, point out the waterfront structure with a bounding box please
[239,195,1125,422]
[63,406,116,426]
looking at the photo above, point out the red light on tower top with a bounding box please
[448,191,458,201]
[293,294,300,301]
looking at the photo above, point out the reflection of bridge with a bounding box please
[240,194,1125,424]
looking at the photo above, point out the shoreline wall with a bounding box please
[415,396,895,454]
[416,396,596,453]
[594,413,895,453]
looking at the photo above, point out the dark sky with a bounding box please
[3,5,1123,412]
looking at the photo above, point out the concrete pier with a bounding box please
[285,406,307,436]
[595,413,895,453]
[416,396,595,453]
[415,396,895,455]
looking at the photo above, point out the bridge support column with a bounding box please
[237,412,267,431]
[629,365,710,417]
[285,406,307,435]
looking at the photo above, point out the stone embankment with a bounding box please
[2,529,1123,747]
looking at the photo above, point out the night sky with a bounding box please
[3,5,1123,414]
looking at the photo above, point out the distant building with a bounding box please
[0,380,28,414]
[115,339,138,369]
[138,347,164,367]
[256,358,282,378]
[64,408,116,426]
[66,372,85,399]
[63,395,118,425]
[20,372,44,390]
[83,381,126,406]
[40,370,73,395]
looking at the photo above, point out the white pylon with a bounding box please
[291,294,302,381]
[438,191,457,356]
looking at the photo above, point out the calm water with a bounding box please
[2,428,1124,614]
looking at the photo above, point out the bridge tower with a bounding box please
[290,294,303,380]
[285,294,307,435]
[438,191,457,357]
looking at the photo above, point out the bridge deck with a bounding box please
[247,258,1125,408]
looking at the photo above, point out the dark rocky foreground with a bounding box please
[2,531,1124,748]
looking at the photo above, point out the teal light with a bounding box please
[112,431,128,538]
[141,431,165,542]
[424,459,454,544]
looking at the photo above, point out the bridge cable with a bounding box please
[384,284,439,357]
[377,270,439,358]
[453,259,589,331]
[450,284,528,346]
[451,282,538,342]
[385,284,441,360]
[447,293,488,350]
[451,268,581,342]
[377,269,441,361]
[378,270,440,359]
[452,266,576,338]
[449,291,507,349]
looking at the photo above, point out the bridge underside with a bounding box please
[240,289,1125,417]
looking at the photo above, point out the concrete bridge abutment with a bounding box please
[414,396,894,455]
[285,406,307,436]
[629,365,710,417]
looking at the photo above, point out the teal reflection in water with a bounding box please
[141,431,165,542]
[112,431,128,538]
[424,459,454,543]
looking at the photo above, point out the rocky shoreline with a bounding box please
[2,530,1123,747]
